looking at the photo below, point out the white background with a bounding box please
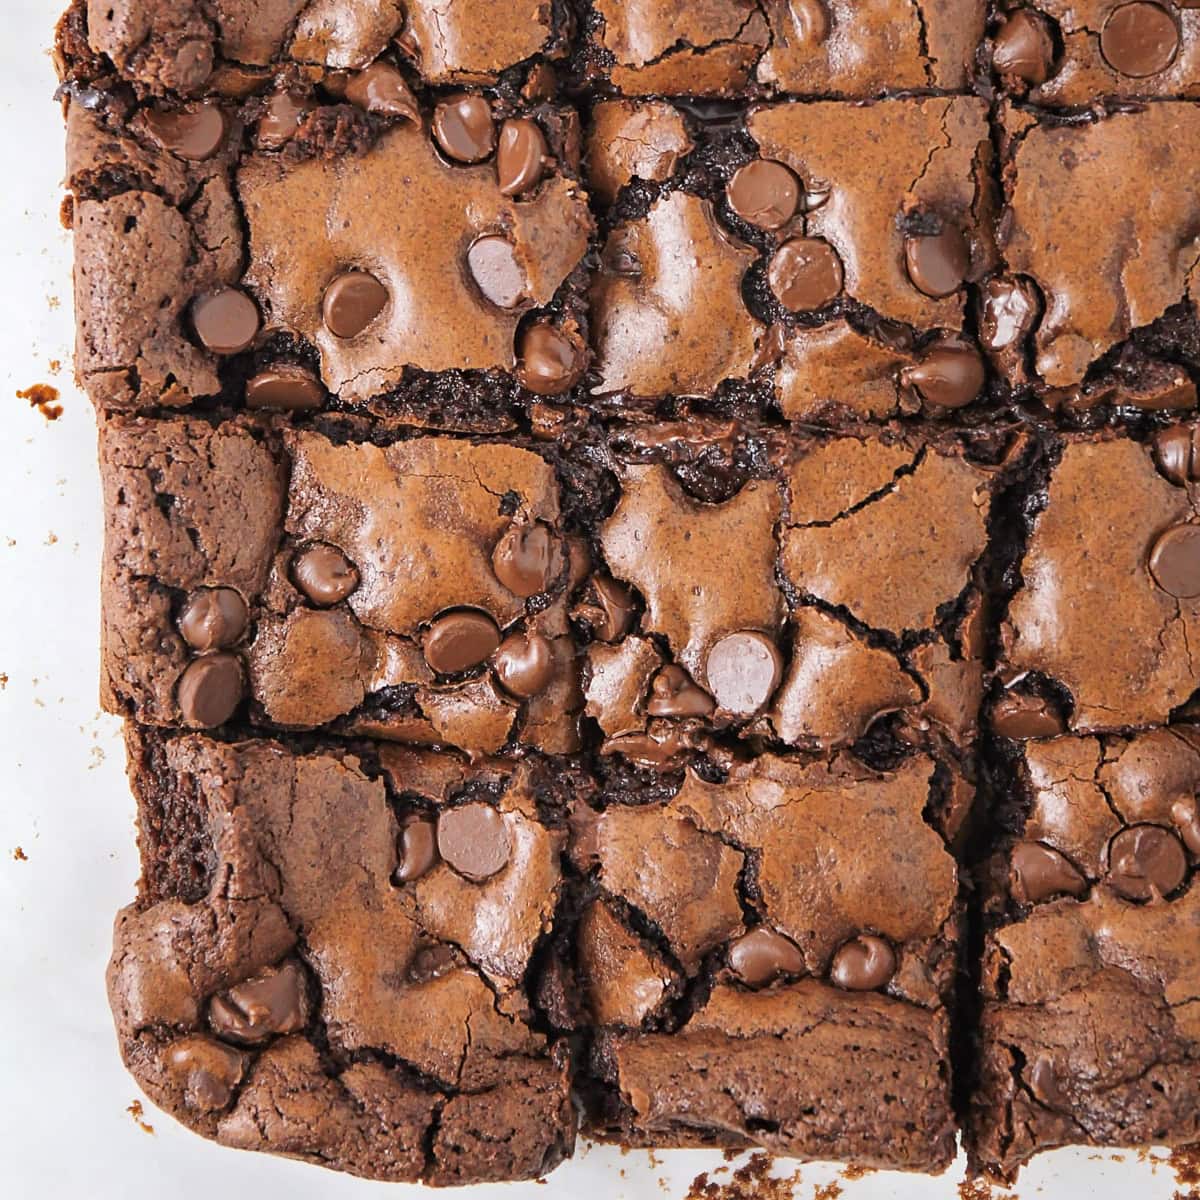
[0,2,1188,1196]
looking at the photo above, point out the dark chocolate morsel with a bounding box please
[423,609,502,674]
[726,160,800,230]
[574,576,637,642]
[166,1036,246,1111]
[991,692,1066,739]
[396,816,439,883]
[992,9,1057,84]
[437,803,511,882]
[978,275,1039,352]
[467,235,528,309]
[1010,841,1088,904]
[192,288,260,355]
[322,270,389,338]
[208,961,309,1045]
[497,118,549,196]
[904,224,970,298]
[1106,824,1188,901]
[900,340,985,409]
[727,928,805,987]
[1100,2,1180,78]
[516,323,586,395]
[1170,797,1200,855]
[178,588,248,652]
[646,665,716,718]
[257,91,313,148]
[706,631,782,716]
[1153,425,1200,486]
[408,944,459,984]
[492,631,556,698]
[492,523,563,596]
[344,62,418,120]
[177,653,244,728]
[143,103,227,160]
[1149,523,1200,598]
[830,935,896,991]
[767,237,844,312]
[292,543,360,606]
[245,367,325,411]
[432,94,496,163]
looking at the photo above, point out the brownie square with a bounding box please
[574,750,962,1171]
[986,1,1200,107]
[99,415,587,754]
[110,727,578,1184]
[969,729,1200,1181]
[579,1,986,97]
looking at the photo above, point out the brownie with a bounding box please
[969,728,1200,1181]
[111,727,577,1184]
[575,751,963,1171]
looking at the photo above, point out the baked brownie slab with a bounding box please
[110,727,577,1184]
[969,728,1200,1180]
[575,751,962,1170]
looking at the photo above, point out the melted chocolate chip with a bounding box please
[727,928,805,987]
[1149,523,1200,598]
[979,275,1039,352]
[208,961,309,1045]
[767,237,844,312]
[726,160,800,230]
[1101,2,1180,78]
[991,692,1066,739]
[830,935,896,991]
[1010,841,1088,904]
[344,62,418,120]
[789,0,831,45]
[493,631,556,698]
[143,103,226,161]
[1170,796,1200,855]
[1153,424,1200,486]
[432,94,496,163]
[245,366,325,411]
[467,235,528,309]
[396,816,439,883]
[408,944,459,983]
[292,543,359,606]
[574,576,637,643]
[322,270,389,338]
[178,588,248,652]
[166,1036,245,1111]
[257,91,313,149]
[904,224,970,298]
[646,665,715,718]
[174,41,214,93]
[437,803,511,881]
[1107,824,1188,900]
[192,288,260,355]
[492,523,563,596]
[177,653,244,727]
[706,631,782,716]
[423,610,502,674]
[497,118,549,196]
[516,323,586,395]
[992,9,1057,84]
[900,340,985,409]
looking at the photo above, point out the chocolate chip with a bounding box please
[177,653,244,727]
[437,803,511,881]
[767,237,844,312]
[1153,424,1200,486]
[727,928,805,988]
[208,961,309,1045]
[904,224,970,298]
[408,944,459,984]
[257,91,313,149]
[516,322,586,395]
[166,1036,245,1111]
[1028,1056,1067,1107]
[1101,2,1180,78]
[646,665,715,718]
[1170,797,1200,855]
[1149,523,1200,597]
[344,62,418,120]
[493,631,556,698]
[991,691,1066,739]
[497,118,549,196]
[830,935,896,991]
[992,9,1057,84]
[706,631,782,716]
[574,576,637,643]
[1107,824,1188,900]
[322,270,388,338]
[192,288,260,355]
[492,523,563,596]
[143,103,226,161]
[788,0,830,45]
[1010,841,1087,904]
[467,235,528,309]
[178,588,248,652]
[901,340,985,409]
[245,366,324,411]
[396,816,439,883]
[802,181,832,212]
[432,94,496,163]
[174,40,214,93]
[726,159,800,230]
[292,543,359,607]
[423,610,502,674]
[978,275,1039,351]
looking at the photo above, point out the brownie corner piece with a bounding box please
[968,727,1200,1180]
[110,727,578,1184]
